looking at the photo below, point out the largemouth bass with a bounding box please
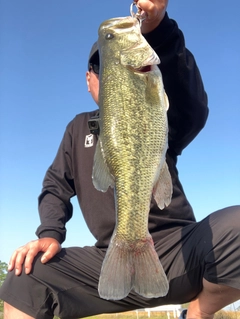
[92,16,172,300]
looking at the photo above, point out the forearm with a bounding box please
[144,13,208,155]
[36,192,73,244]
[36,125,76,244]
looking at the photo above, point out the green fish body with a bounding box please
[93,16,172,300]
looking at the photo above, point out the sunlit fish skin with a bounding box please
[92,16,172,300]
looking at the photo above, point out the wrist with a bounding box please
[38,230,64,244]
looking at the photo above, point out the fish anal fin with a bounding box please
[153,161,173,210]
[92,139,115,192]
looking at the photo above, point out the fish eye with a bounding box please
[105,33,114,40]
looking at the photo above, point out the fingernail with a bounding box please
[41,256,47,263]
[15,269,20,276]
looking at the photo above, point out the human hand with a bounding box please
[8,238,61,275]
[135,0,169,34]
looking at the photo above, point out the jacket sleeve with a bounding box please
[36,121,76,244]
[144,13,209,156]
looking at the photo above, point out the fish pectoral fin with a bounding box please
[92,139,115,192]
[98,234,169,300]
[164,91,169,111]
[120,40,160,68]
[153,161,173,210]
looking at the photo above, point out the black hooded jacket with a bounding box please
[36,13,208,248]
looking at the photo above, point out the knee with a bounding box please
[211,205,240,234]
[204,206,240,289]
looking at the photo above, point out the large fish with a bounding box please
[92,16,172,300]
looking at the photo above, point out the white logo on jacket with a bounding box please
[85,134,94,148]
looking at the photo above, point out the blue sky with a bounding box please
[0,0,239,269]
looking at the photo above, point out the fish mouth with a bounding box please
[135,65,152,73]
[127,65,153,74]
[100,16,137,31]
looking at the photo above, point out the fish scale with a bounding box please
[92,16,172,300]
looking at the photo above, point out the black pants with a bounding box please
[0,206,240,319]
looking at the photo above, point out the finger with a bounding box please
[41,242,61,264]
[137,0,155,15]
[24,246,41,274]
[8,249,20,271]
[14,246,29,276]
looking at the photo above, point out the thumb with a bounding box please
[41,241,61,264]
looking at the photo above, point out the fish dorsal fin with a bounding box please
[92,139,115,192]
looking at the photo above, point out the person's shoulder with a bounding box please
[74,110,98,122]
[67,109,98,127]
[64,109,99,139]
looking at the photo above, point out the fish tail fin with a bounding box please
[133,236,169,298]
[98,234,169,300]
[98,233,133,300]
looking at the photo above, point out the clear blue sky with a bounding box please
[0,0,240,265]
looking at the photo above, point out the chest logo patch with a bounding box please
[84,134,94,148]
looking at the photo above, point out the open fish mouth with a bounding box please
[127,64,153,73]
[135,65,152,72]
